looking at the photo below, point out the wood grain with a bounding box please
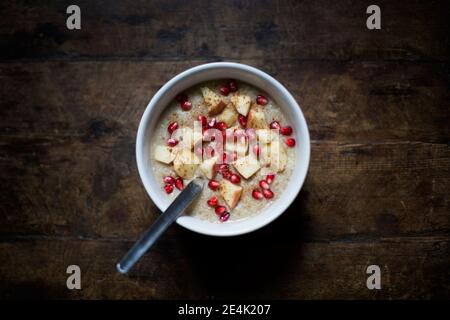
[0,237,448,299]
[0,0,448,61]
[1,137,448,240]
[1,61,448,143]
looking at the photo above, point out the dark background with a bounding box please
[0,0,449,299]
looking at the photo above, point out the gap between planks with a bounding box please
[0,57,448,64]
[0,232,449,244]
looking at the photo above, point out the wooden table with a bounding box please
[0,0,448,299]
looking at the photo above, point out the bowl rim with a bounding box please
[136,62,310,236]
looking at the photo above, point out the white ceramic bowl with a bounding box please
[136,62,310,236]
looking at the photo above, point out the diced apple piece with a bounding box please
[173,149,200,179]
[247,105,267,129]
[219,179,243,209]
[270,141,287,172]
[260,166,276,176]
[232,154,261,179]
[154,145,177,164]
[218,104,238,127]
[201,87,227,115]
[199,156,218,179]
[230,93,252,116]
[256,129,272,144]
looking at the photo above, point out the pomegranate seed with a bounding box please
[256,94,268,106]
[269,121,281,130]
[215,205,227,216]
[198,115,208,127]
[175,177,184,190]
[167,122,179,134]
[219,86,230,96]
[167,138,179,147]
[238,115,247,127]
[222,170,232,180]
[207,196,219,207]
[230,174,241,184]
[263,189,274,199]
[285,138,296,148]
[259,180,270,190]
[175,93,188,102]
[252,189,264,200]
[253,144,260,157]
[266,174,275,184]
[164,184,174,194]
[208,179,220,190]
[208,118,217,128]
[180,100,192,111]
[227,79,238,92]
[215,121,228,131]
[218,164,229,172]
[218,164,231,177]
[219,211,230,222]
[163,176,175,185]
[280,126,293,136]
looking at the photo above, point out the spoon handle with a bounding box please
[117,177,204,274]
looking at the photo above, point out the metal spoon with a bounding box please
[116,177,204,273]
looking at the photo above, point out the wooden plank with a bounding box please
[1,0,448,301]
[0,238,448,299]
[1,137,448,239]
[0,0,448,61]
[0,60,448,240]
[0,60,448,143]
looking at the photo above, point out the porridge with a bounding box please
[150,79,296,222]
